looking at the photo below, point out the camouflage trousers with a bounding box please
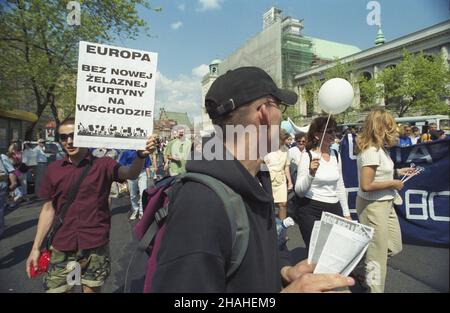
[43,244,111,293]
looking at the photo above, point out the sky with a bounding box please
[115,0,450,123]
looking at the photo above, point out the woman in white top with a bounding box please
[293,116,350,250]
[356,108,412,293]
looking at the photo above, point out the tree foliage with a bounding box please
[0,0,160,139]
[378,50,450,117]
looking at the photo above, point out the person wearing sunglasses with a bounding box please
[26,118,156,293]
[293,116,351,252]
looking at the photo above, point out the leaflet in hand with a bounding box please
[308,212,374,276]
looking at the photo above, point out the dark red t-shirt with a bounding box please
[39,154,121,251]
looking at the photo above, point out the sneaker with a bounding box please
[129,211,138,221]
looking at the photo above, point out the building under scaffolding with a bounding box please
[201,7,360,130]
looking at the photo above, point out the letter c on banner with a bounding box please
[428,191,450,222]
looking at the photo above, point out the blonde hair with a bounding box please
[357,108,398,152]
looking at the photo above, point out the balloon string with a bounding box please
[318,113,331,158]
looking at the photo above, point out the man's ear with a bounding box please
[257,104,270,126]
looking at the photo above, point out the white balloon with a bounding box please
[318,78,354,114]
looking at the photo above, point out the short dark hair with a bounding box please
[306,116,337,151]
[294,132,306,141]
[60,117,75,127]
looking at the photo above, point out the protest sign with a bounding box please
[74,41,158,150]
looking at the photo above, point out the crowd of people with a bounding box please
[0,66,446,294]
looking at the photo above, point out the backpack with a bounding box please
[127,172,250,293]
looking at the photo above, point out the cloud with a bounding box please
[155,71,204,125]
[197,0,222,11]
[192,64,209,78]
[170,21,183,30]
[177,3,185,11]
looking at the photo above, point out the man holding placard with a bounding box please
[26,118,155,293]
[25,39,158,293]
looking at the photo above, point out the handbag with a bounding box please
[18,162,29,173]
[29,158,94,278]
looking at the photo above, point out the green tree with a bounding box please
[324,59,354,81]
[0,0,161,139]
[301,75,320,117]
[358,74,381,111]
[378,50,450,117]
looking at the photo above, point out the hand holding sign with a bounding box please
[317,78,354,153]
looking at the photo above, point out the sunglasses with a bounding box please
[60,132,74,142]
[297,140,306,143]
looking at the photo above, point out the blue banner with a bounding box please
[341,135,450,246]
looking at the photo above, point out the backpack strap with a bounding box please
[180,173,250,278]
[306,149,312,164]
[332,149,340,163]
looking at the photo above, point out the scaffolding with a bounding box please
[281,33,313,88]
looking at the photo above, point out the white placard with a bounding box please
[74,41,158,150]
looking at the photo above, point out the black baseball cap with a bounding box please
[205,66,298,119]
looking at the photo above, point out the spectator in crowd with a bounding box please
[0,156,13,237]
[119,150,151,220]
[33,139,48,195]
[356,108,413,293]
[398,125,412,147]
[285,134,294,149]
[288,133,306,166]
[409,126,420,145]
[0,152,18,210]
[22,142,37,195]
[163,129,178,176]
[264,129,293,220]
[164,127,191,177]
[7,144,25,203]
[293,116,351,251]
[330,133,342,153]
[420,122,437,142]
[26,118,155,293]
[152,138,165,180]
[151,66,354,293]
[430,129,446,141]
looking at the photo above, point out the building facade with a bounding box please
[294,20,450,120]
[153,108,194,139]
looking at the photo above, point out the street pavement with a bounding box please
[0,196,448,293]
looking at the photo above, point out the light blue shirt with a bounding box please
[0,154,15,173]
[33,146,48,163]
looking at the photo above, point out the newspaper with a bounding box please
[308,212,374,276]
